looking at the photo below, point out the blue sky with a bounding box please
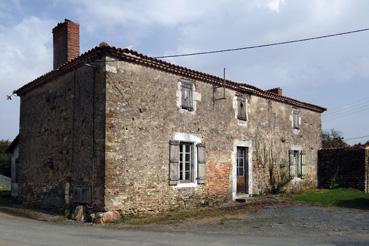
[1,0,369,144]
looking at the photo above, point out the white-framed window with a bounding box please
[292,108,300,129]
[179,142,194,183]
[181,81,193,111]
[289,149,305,178]
[169,133,206,188]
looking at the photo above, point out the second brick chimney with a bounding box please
[266,87,283,96]
[52,19,80,70]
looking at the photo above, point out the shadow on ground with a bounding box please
[336,198,369,210]
[0,191,11,206]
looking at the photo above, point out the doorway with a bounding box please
[236,146,249,194]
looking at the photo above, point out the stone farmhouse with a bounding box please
[14,19,325,213]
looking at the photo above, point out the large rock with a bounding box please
[72,205,86,222]
[94,211,121,224]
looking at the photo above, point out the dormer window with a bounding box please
[181,81,193,111]
[237,95,247,121]
[293,108,300,129]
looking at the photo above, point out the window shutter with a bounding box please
[169,140,180,185]
[181,81,193,110]
[293,109,300,129]
[300,151,306,179]
[289,150,295,178]
[237,96,247,121]
[196,143,206,184]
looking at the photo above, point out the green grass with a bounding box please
[120,207,224,225]
[0,183,10,191]
[291,188,369,209]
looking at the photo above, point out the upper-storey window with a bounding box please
[181,81,193,111]
[292,108,300,129]
[237,95,247,121]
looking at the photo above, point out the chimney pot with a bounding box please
[99,42,109,47]
[53,19,80,69]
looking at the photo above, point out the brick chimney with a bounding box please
[266,87,283,96]
[52,19,80,69]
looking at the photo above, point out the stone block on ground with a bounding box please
[94,211,121,224]
[72,205,86,222]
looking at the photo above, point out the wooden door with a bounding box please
[236,147,248,194]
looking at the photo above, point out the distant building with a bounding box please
[14,19,326,213]
[5,135,19,197]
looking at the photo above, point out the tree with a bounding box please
[322,129,348,149]
[0,140,11,177]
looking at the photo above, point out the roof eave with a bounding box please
[14,46,326,113]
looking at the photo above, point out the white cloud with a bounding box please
[63,0,220,30]
[265,0,285,13]
[1,0,369,140]
[0,16,53,139]
[0,16,53,92]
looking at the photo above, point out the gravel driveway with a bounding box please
[0,204,368,246]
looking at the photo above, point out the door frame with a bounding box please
[232,139,253,200]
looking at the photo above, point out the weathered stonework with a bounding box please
[103,58,322,213]
[16,49,323,214]
[18,63,106,212]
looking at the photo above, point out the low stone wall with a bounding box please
[318,147,368,192]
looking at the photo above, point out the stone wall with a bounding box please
[318,147,368,191]
[104,58,322,214]
[17,54,323,214]
[18,63,106,212]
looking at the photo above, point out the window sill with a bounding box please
[174,182,198,189]
[237,119,248,126]
[181,106,194,111]
[291,177,304,182]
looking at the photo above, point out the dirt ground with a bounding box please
[1,201,368,246]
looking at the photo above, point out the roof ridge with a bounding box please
[14,45,326,112]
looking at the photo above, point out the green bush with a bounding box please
[0,140,11,177]
[328,178,339,189]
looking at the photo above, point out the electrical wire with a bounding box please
[324,103,369,118]
[155,27,369,59]
[345,134,369,141]
[324,98,369,116]
[324,107,369,122]
[325,96,369,113]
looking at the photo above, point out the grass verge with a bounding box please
[120,207,225,225]
[119,196,288,225]
[291,188,369,209]
[0,183,10,191]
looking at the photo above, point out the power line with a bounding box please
[324,107,369,122]
[155,27,369,59]
[324,103,369,118]
[345,134,369,141]
[325,96,369,114]
[324,97,369,117]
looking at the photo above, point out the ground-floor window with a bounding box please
[290,150,303,178]
[179,142,194,182]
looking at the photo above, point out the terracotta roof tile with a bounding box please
[15,45,326,113]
